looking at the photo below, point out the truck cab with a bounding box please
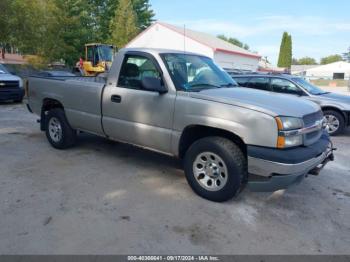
[26,48,334,202]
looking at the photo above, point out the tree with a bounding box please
[277,32,288,67]
[294,57,318,65]
[109,0,139,48]
[277,32,292,69]
[0,0,155,66]
[343,47,350,62]
[132,0,155,30]
[0,0,14,57]
[44,0,97,66]
[285,34,292,68]
[217,35,250,50]
[97,0,154,41]
[320,54,343,65]
[292,58,299,65]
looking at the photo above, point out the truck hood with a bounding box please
[0,73,23,88]
[189,87,320,117]
[317,92,350,109]
[0,73,22,81]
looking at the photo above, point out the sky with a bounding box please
[149,0,350,65]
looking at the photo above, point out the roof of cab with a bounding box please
[119,47,211,58]
[232,73,296,79]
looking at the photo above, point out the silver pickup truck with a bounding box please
[26,48,334,202]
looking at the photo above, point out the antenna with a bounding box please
[183,24,186,54]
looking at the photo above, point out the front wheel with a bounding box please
[323,110,345,136]
[184,137,247,202]
[45,108,77,149]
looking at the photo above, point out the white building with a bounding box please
[304,61,350,80]
[291,65,319,76]
[126,22,261,71]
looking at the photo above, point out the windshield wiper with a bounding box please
[186,83,222,91]
[314,91,329,95]
[221,83,238,88]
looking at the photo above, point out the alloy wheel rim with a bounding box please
[49,117,62,143]
[193,152,228,191]
[324,114,340,134]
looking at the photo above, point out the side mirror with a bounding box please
[142,77,167,94]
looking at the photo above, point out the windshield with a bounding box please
[161,53,238,91]
[0,64,9,74]
[292,77,327,95]
[98,45,114,62]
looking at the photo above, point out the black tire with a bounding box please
[184,137,247,202]
[323,110,345,136]
[45,108,77,149]
[14,98,23,103]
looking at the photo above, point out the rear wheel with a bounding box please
[184,137,247,202]
[45,108,77,149]
[323,110,345,136]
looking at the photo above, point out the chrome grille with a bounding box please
[0,81,19,89]
[303,111,323,127]
[303,111,324,146]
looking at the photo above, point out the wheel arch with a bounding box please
[178,125,247,159]
[322,106,347,123]
[40,98,65,131]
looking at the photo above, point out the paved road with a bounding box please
[0,103,349,254]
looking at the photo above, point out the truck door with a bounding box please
[102,52,176,154]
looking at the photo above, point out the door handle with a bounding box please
[111,95,122,103]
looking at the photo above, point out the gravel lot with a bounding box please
[0,103,350,255]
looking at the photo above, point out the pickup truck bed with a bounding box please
[28,76,106,135]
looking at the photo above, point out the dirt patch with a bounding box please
[333,188,350,198]
[172,224,217,246]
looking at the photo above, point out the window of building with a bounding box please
[333,73,345,80]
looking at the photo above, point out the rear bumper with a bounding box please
[247,132,334,192]
[0,89,24,101]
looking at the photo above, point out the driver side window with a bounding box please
[118,55,161,90]
[271,78,302,95]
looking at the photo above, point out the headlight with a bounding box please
[276,116,303,130]
[276,117,304,148]
[18,78,23,88]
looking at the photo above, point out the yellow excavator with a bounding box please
[76,43,116,76]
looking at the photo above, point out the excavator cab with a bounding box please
[77,43,116,76]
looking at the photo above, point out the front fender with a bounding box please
[172,97,279,153]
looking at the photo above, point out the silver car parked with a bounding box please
[232,74,350,135]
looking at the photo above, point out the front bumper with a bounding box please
[346,111,350,126]
[247,132,334,192]
[0,89,25,101]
